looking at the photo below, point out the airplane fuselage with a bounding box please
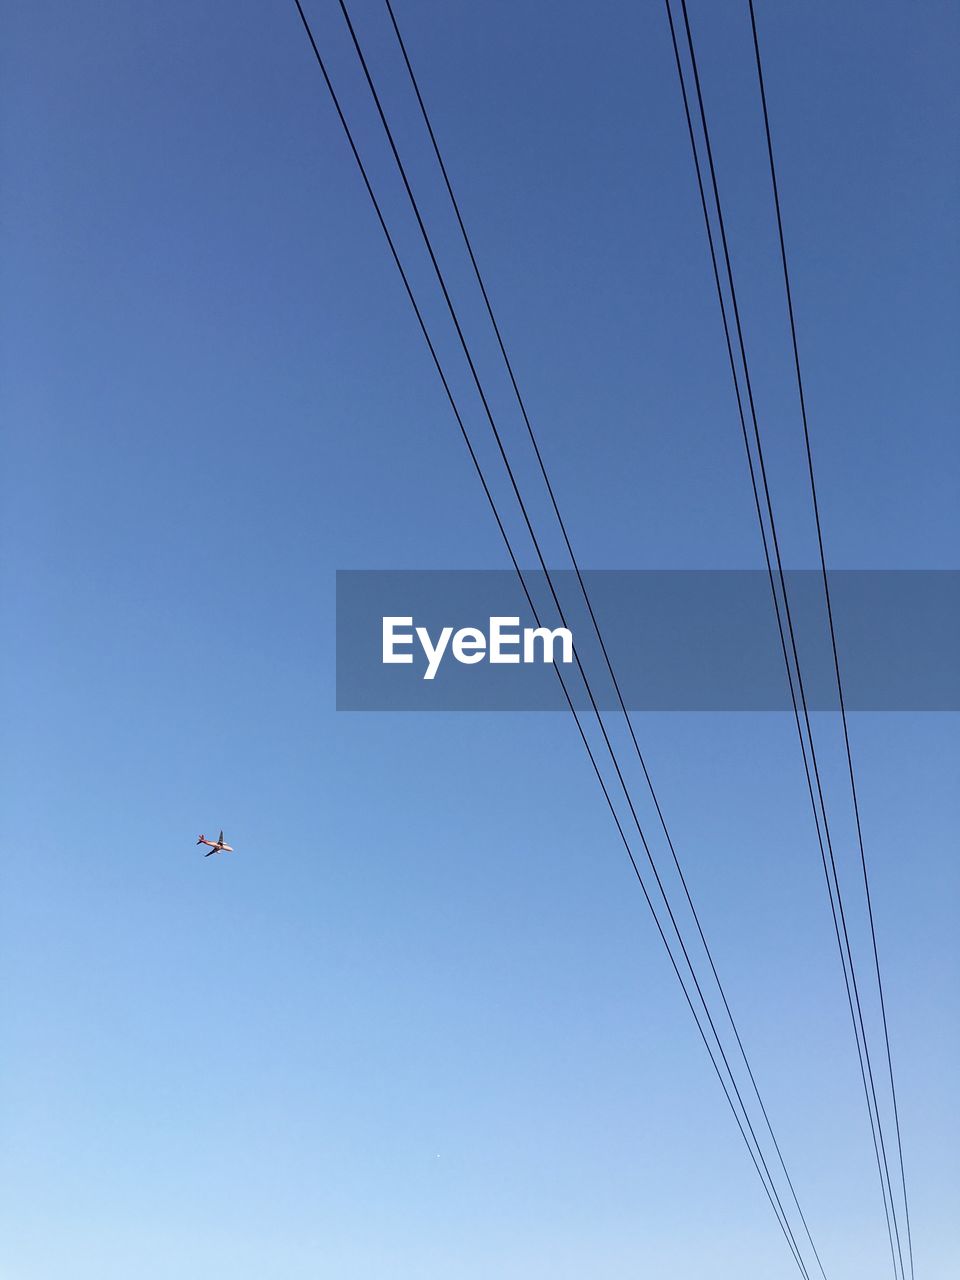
[197,835,234,853]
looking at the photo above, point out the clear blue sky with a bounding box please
[1,2,957,1277]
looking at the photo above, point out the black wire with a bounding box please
[668,0,907,1274]
[335,2,830,1270]
[744,6,915,1276]
[673,5,907,1273]
[329,3,819,1269]
[380,3,829,1276]
[662,10,903,1273]
[288,1,815,1271]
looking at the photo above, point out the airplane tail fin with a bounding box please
[197,835,204,845]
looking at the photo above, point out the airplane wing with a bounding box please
[205,849,215,856]
[218,830,224,844]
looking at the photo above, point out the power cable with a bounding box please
[332,3,824,1267]
[672,3,906,1271]
[666,0,907,1272]
[379,2,829,1274]
[289,1,819,1270]
[745,6,915,1274]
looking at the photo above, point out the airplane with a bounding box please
[197,830,234,856]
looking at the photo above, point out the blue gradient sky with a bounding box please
[1,2,957,1277]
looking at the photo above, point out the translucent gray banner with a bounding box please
[336,571,959,711]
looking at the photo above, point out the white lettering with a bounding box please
[382,617,414,664]
[489,616,521,663]
[416,625,453,681]
[524,626,573,665]
[452,627,486,665]
[381,617,575,679]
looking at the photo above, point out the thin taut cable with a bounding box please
[329,2,817,1267]
[662,9,902,1272]
[288,1,815,1270]
[745,5,915,1276]
[380,2,828,1275]
[674,3,906,1273]
[669,0,906,1273]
